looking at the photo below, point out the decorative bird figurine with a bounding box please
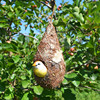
[33,61,47,77]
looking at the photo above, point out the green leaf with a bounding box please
[0,54,3,60]
[61,87,64,93]
[18,35,25,42]
[91,74,97,81]
[4,90,14,100]
[33,86,43,95]
[9,86,14,92]
[73,12,79,18]
[15,8,20,17]
[22,92,29,100]
[11,73,16,79]
[53,20,59,26]
[0,17,8,22]
[79,13,84,22]
[9,5,14,12]
[86,42,93,48]
[94,13,100,23]
[2,43,12,49]
[4,94,13,100]
[22,80,30,88]
[7,62,14,67]
[73,12,84,22]
[75,0,80,6]
[12,55,20,63]
[20,76,26,80]
[73,6,80,12]
[67,35,71,45]
[72,80,80,87]
[54,90,63,98]
[57,18,66,26]
[65,73,77,78]
[0,23,9,28]
[8,12,14,18]
[62,78,69,85]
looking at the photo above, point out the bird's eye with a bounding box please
[38,63,40,65]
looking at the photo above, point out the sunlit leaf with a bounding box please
[65,73,77,78]
[22,80,30,88]
[33,86,43,95]
[22,92,29,100]
[72,80,80,87]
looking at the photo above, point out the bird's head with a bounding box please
[32,61,44,68]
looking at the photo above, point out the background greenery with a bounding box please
[0,0,100,100]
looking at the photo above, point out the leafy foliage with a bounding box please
[0,0,100,99]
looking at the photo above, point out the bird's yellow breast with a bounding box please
[33,67,47,77]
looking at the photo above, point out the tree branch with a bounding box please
[20,33,38,40]
[80,85,100,92]
[40,1,52,9]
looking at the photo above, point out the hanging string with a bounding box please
[50,0,55,23]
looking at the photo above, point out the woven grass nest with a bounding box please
[34,22,65,89]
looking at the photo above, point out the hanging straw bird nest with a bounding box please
[34,22,65,89]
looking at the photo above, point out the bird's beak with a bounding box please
[32,63,36,67]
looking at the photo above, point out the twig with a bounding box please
[91,62,100,65]
[62,83,100,92]
[13,32,39,35]
[20,33,38,40]
[66,69,75,74]
[74,26,85,34]
[40,1,52,9]
[80,85,100,92]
